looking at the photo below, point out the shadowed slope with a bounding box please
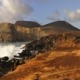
[42,21,79,33]
[15,21,41,28]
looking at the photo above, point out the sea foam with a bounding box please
[0,43,25,60]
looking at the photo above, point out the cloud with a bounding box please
[64,9,80,22]
[47,9,80,23]
[0,0,33,23]
[47,11,61,21]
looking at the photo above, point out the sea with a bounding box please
[0,42,28,60]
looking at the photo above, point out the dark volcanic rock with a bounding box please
[15,21,41,27]
[42,21,79,33]
[24,31,80,53]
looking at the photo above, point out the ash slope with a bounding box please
[1,48,80,80]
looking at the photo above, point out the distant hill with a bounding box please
[42,21,79,33]
[0,21,79,42]
[15,21,41,27]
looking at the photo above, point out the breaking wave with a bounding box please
[0,42,26,60]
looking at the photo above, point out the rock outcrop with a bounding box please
[24,31,80,52]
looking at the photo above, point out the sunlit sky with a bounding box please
[0,0,80,29]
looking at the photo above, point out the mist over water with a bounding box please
[0,42,27,60]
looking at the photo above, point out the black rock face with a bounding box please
[15,21,41,27]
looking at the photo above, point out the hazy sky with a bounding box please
[0,0,80,29]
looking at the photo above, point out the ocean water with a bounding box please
[0,42,27,60]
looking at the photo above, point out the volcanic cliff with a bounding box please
[0,21,79,42]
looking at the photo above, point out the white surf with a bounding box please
[0,42,26,60]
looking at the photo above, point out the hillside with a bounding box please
[0,46,80,80]
[42,21,79,33]
[0,32,80,80]
[15,21,41,28]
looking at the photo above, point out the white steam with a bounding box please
[0,44,25,60]
[0,0,33,23]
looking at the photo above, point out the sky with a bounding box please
[0,0,80,29]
